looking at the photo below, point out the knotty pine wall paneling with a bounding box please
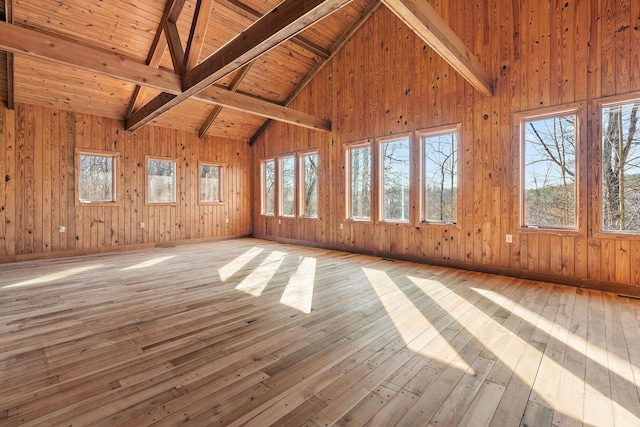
[0,103,251,261]
[251,0,640,295]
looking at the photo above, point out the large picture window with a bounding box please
[300,152,319,218]
[261,159,276,216]
[421,127,458,224]
[147,158,177,204]
[601,99,640,233]
[77,151,117,204]
[520,111,578,229]
[199,163,222,203]
[347,142,372,220]
[380,137,410,222]
[279,155,296,217]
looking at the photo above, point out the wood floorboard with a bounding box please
[0,238,639,426]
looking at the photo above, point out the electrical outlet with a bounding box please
[59,226,67,233]
[140,222,145,229]
[225,217,229,224]
[505,234,513,243]
[339,223,343,230]
[278,219,281,224]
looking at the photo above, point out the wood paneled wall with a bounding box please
[252,0,640,294]
[0,102,252,261]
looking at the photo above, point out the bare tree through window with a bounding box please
[301,153,318,218]
[200,164,221,203]
[262,159,275,215]
[147,159,176,203]
[348,144,371,219]
[602,101,640,232]
[280,156,296,216]
[521,114,576,228]
[422,131,457,223]
[79,153,115,203]
[381,138,410,221]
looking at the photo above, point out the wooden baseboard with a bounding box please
[0,234,252,264]
[253,234,640,298]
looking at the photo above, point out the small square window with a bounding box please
[147,158,177,204]
[200,163,222,203]
[77,151,117,204]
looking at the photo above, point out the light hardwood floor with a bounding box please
[1,238,639,426]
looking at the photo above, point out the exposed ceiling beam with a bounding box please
[0,21,182,93]
[0,21,330,133]
[4,0,14,110]
[380,0,494,96]
[126,0,185,116]
[217,0,330,60]
[184,0,215,72]
[196,85,331,131]
[250,0,381,145]
[126,0,351,132]
[199,61,254,139]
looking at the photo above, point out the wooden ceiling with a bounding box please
[0,0,492,142]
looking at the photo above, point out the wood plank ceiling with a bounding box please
[0,0,491,142]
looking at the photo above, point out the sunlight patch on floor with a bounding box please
[121,255,176,271]
[363,267,470,370]
[474,287,640,424]
[280,256,316,314]
[219,247,264,281]
[3,265,104,288]
[235,251,286,296]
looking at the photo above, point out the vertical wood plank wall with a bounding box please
[252,0,640,294]
[0,103,252,261]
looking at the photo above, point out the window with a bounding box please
[601,99,640,233]
[300,152,319,218]
[380,137,410,222]
[261,159,276,216]
[347,142,372,220]
[421,127,458,223]
[520,111,577,229]
[279,155,296,217]
[200,163,222,203]
[147,158,176,204]
[77,151,117,204]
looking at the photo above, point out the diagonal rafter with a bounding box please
[4,0,14,110]
[198,61,254,139]
[183,0,215,73]
[250,0,381,145]
[125,0,353,132]
[380,0,494,96]
[126,0,187,116]
[218,0,330,60]
[0,21,330,132]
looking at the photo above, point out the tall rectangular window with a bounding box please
[147,158,176,204]
[200,163,222,203]
[380,137,410,222]
[347,142,371,220]
[602,100,640,232]
[422,128,458,223]
[261,159,275,216]
[300,152,318,218]
[279,155,296,217]
[78,152,117,203]
[521,113,577,228]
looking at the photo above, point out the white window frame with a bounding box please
[345,140,373,221]
[379,135,411,223]
[299,150,319,219]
